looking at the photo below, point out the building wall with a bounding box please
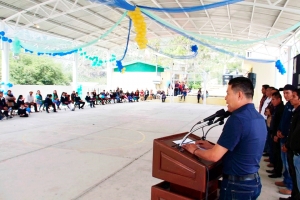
[243,60,287,107]
[111,72,162,92]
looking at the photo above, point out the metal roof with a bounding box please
[0,0,300,54]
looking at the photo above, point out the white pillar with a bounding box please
[106,51,112,90]
[1,41,10,92]
[72,53,78,91]
[287,46,293,84]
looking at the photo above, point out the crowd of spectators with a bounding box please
[0,87,170,120]
[259,83,300,200]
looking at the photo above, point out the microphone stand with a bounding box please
[179,120,214,147]
[202,120,224,140]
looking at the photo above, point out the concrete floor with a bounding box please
[0,102,290,200]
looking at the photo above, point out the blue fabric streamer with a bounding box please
[90,0,135,10]
[142,10,276,64]
[138,0,243,13]
[91,0,243,13]
[147,45,198,59]
[116,19,132,72]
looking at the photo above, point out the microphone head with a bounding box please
[214,111,231,123]
[216,109,226,117]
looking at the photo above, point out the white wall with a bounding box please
[243,60,287,107]
[111,72,159,92]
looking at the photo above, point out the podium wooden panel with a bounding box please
[151,132,222,200]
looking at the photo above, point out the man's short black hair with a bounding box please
[228,77,254,99]
[293,89,300,99]
[262,84,269,89]
[272,91,282,100]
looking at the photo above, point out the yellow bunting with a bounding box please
[127,7,148,49]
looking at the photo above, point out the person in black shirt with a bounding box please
[17,95,25,108]
[18,103,29,117]
[0,91,8,118]
[44,94,57,113]
[85,92,95,108]
[75,93,85,109]
[268,91,285,178]
[282,89,300,200]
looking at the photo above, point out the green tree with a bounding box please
[0,53,71,85]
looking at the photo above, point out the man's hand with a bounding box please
[277,131,284,138]
[195,140,214,150]
[274,136,279,142]
[282,144,288,153]
[182,144,198,155]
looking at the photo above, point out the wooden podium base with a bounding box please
[151,181,218,200]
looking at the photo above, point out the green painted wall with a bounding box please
[114,62,165,72]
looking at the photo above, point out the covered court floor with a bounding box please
[0,102,290,200]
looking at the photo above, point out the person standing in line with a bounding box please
[274,85,295,195]
[145,89,149,101]
[281,89,300,200]
[197,88,202,103]
[268,92,284,178]
[183,77,267,200]
[259,84,270,113]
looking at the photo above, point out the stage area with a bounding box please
[0,102,287,200]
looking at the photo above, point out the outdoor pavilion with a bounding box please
[1,0,300,199]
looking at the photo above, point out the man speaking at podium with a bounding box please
[183,77,267,200]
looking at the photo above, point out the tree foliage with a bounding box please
[0,53,71,85]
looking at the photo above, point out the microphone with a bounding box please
[197,109,226,124]
[213,111,231,124]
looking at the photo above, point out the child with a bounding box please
[18,103,29,117]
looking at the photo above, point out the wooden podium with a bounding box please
[151,132,222,200]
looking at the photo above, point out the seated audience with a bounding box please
[0,91,9,119]
[35,90,44,111]
[85,92,95,108]
[25,91,38,112]
[74,93,85,109]
[5,90,16,117]
[18,103,29,117]
[44,94,57,113]
[52,90,61,110]
[17,95,25,108]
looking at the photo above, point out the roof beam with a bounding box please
[239,1,300,14]
[266,0,290,38]
[248,0,256,39]
[198,0,217,35]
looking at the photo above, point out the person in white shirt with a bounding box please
[25,91,38,112]
[260,87,272,119]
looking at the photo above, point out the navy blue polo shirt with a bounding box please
[217,103,267,176]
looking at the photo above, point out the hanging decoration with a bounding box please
[141,9,300,46]
[0,81,14,95]
[0,31,13,43]
[138,0,243,13]
[91,0,242,13]
[142,9,278,65]
[116,18,132,74]
[12,38,22,56]
[17,11,128,55]
[128,8,148,49]
[78,48,116,67]
[275,60,286,75]
[90,0,135,11]
[147,45,199,59]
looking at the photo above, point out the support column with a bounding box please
[106,51,112,90]
[1,41,10,92]
[287,46,293,84]
[72,53,78,91]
